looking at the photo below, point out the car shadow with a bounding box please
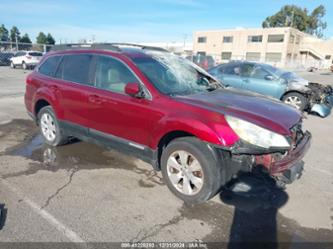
[219,173,289,249]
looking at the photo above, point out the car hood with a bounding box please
[174,88,302,135]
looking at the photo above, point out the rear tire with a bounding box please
[161,137,223,204]
[282,92,307,111]
[37,106,68,146]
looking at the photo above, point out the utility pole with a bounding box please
[15,33,18,51]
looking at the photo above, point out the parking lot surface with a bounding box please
[0,66,332,245]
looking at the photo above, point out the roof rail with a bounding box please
[110,43,169,52]
[51,43,121,52]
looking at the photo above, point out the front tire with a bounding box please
[22,61,27,70]
[282,92,307,111]
[161,137,223,204]
[37,106,68,146]
[10,62,15,69]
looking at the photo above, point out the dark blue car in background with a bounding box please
[208,61,333,117]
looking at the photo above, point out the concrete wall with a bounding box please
[193,27,333,69]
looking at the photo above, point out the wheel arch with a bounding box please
[156,130,195,169]
[280,90,306,101]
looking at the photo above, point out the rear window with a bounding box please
[28,52,43,56]
[38,56,62,77]
[56,54,93,85]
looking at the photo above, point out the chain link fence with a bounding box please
[0,41,53,53]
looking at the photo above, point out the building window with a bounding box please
[267,34,284,43]
[246,52,261,61]
[289,34,295,43]
[265,53,282,62]
[221,52,232,60]
[296,35,300,44]
[223,36,233,43]
[248,35,263,43]
[197,51,206,56]
[325,55,331,60]
[198,37,207,43]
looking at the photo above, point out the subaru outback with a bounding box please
[25,43,311,203]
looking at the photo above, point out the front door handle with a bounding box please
[88,95,103,104]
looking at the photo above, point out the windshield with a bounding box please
[132,51,220,96]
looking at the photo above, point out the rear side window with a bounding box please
[38,56,62,77]
[222,64,241,75]
[56,54,93,85]
[28,52,43,56]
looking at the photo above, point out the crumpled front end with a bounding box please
[216,121,311,185]
[307,83,333,117]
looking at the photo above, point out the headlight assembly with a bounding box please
[225,115,290,149]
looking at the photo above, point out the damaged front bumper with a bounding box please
[308,83,333,118]
[310,95,333,117]
[215,131,311,185]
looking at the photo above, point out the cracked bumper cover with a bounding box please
[310,95,333,118]
[269,131,311,175]
[215,131,311,184]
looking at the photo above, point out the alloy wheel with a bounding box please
[284,96,302,109]
[40,113,57,142]
[166,150,204,195]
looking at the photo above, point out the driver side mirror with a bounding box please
[125,82,142,98]
[265,75,274,81]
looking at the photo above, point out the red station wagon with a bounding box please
[25,43,311,203]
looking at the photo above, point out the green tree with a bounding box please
[36,32,47,44]
[262,5,327,38]
[0,24,9,41]
[10,26,21,43]
[20,33,32,44]
[46,33,55,45]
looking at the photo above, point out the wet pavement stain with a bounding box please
[0,119,164,188]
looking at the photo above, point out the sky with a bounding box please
[1,0,333,44]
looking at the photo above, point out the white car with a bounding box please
[10,51,43,69]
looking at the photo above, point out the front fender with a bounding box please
[149,114,239,149]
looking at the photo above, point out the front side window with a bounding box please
[38,56,62,77]
[94,55,138,93]
[248,35,263,43]
[132,51,220,96]
[251,66,271,80]
[267,34,284,43]
[56,54,93,85]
